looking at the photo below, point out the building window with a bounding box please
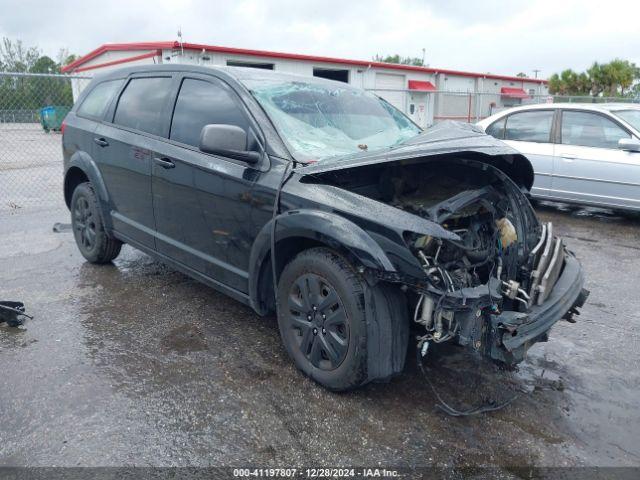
[226,60,274,70]
[313,68,349,83]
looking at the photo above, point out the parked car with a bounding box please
[62,65,587,390]
[477,103,640,212]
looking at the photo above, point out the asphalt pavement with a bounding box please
[1,202,639,471]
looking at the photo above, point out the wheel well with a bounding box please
[64,167,89,208]
[255,236,362,315]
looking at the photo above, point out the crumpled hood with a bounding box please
[298,121,534,190]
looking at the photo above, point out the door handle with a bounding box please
[153,157,175,169]
[561,154,576,161]
[93,137,109,147]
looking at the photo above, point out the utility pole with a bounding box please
[532,69,541,79]
[177,27,184,56]
[421,48,426,66]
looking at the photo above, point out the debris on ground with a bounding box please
[52,222,72,233]
[0,301,33,327]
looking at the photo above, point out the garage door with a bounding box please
[375,73,406,111]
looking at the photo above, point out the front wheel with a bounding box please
[70,182,122,264]
[277,247,408,391]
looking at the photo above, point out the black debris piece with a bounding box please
[0,301,33,327]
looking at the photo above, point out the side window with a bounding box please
[485,117,505,139]
[77,80,123,119]
[561,111,630,149]
[170,78,250,148]
[113,77,172,136]
[504,110,554,142]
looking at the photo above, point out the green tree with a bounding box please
[603,59,636,96]
[57,48,77,68]
[0,38,76,112]
[0,37,40,72]
[373,54,424,66]
[550,59,639,97]
[30,55,58,74]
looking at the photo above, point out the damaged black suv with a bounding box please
[62,65,588,390]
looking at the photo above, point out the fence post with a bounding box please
[467,93,472,123]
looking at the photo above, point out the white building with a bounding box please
[62,41,549,127]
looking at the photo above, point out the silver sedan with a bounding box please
[477,103,640,212]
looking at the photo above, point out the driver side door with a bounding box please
[152,75,265,293]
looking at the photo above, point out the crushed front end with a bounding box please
[385,158,589,365]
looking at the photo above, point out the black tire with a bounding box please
[276,247,408,391]
[70,182,122,264]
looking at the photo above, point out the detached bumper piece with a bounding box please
[489,252,589,364]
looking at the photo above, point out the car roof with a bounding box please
[485,102,640,114]
[91,63,359,90]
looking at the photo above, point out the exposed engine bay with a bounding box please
[312,156,586,365]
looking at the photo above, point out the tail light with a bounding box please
[60,120,67,135]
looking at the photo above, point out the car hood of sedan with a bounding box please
[298,121,534,190]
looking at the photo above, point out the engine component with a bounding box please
[496,217,517,249]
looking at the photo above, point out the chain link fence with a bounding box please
[0,72,91,215]
[1,72,638,216]
[367,88,639,126]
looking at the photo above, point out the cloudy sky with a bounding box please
[1,0,638,78]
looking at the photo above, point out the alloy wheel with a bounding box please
[73,196,96,250]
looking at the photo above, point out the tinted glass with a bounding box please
[77,80,123,119]
[170,78,249,148]
[613,110,640,133]
[485,118,505,139]
[561,111,630,148]
[504,110,553,142]
[113,77,172,136]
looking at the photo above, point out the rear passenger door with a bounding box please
[151,74,264,293]
[553,109,637,209]
[93,74,174,248]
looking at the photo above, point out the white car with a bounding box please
[477,103,640,212]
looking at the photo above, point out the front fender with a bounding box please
[248,209,396,314]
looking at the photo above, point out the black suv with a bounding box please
[62,65,588,391]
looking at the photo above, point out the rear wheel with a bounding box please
[277,247,408,391]
[70,182,122,264]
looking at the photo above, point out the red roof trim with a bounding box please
[72,51,160,73]
[501,87,530,99]
[408,80,436,91]
[61,43,172,72]
[62,41,548,84]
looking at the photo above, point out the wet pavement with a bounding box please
[1,202,639,470]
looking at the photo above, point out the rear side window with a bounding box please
[113,77,172,136]
[561,111,630,149]
[504,110,554,142]
[485,117,505,139]
[77,80,123,119]
[170,78,250,148]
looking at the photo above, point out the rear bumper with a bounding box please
[489,252,588,363]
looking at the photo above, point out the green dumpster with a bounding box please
[40,106,71,132]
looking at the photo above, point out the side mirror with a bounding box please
[199,124,261,164]
[618,138,640,152]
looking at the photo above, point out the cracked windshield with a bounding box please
[249,81,421,161]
